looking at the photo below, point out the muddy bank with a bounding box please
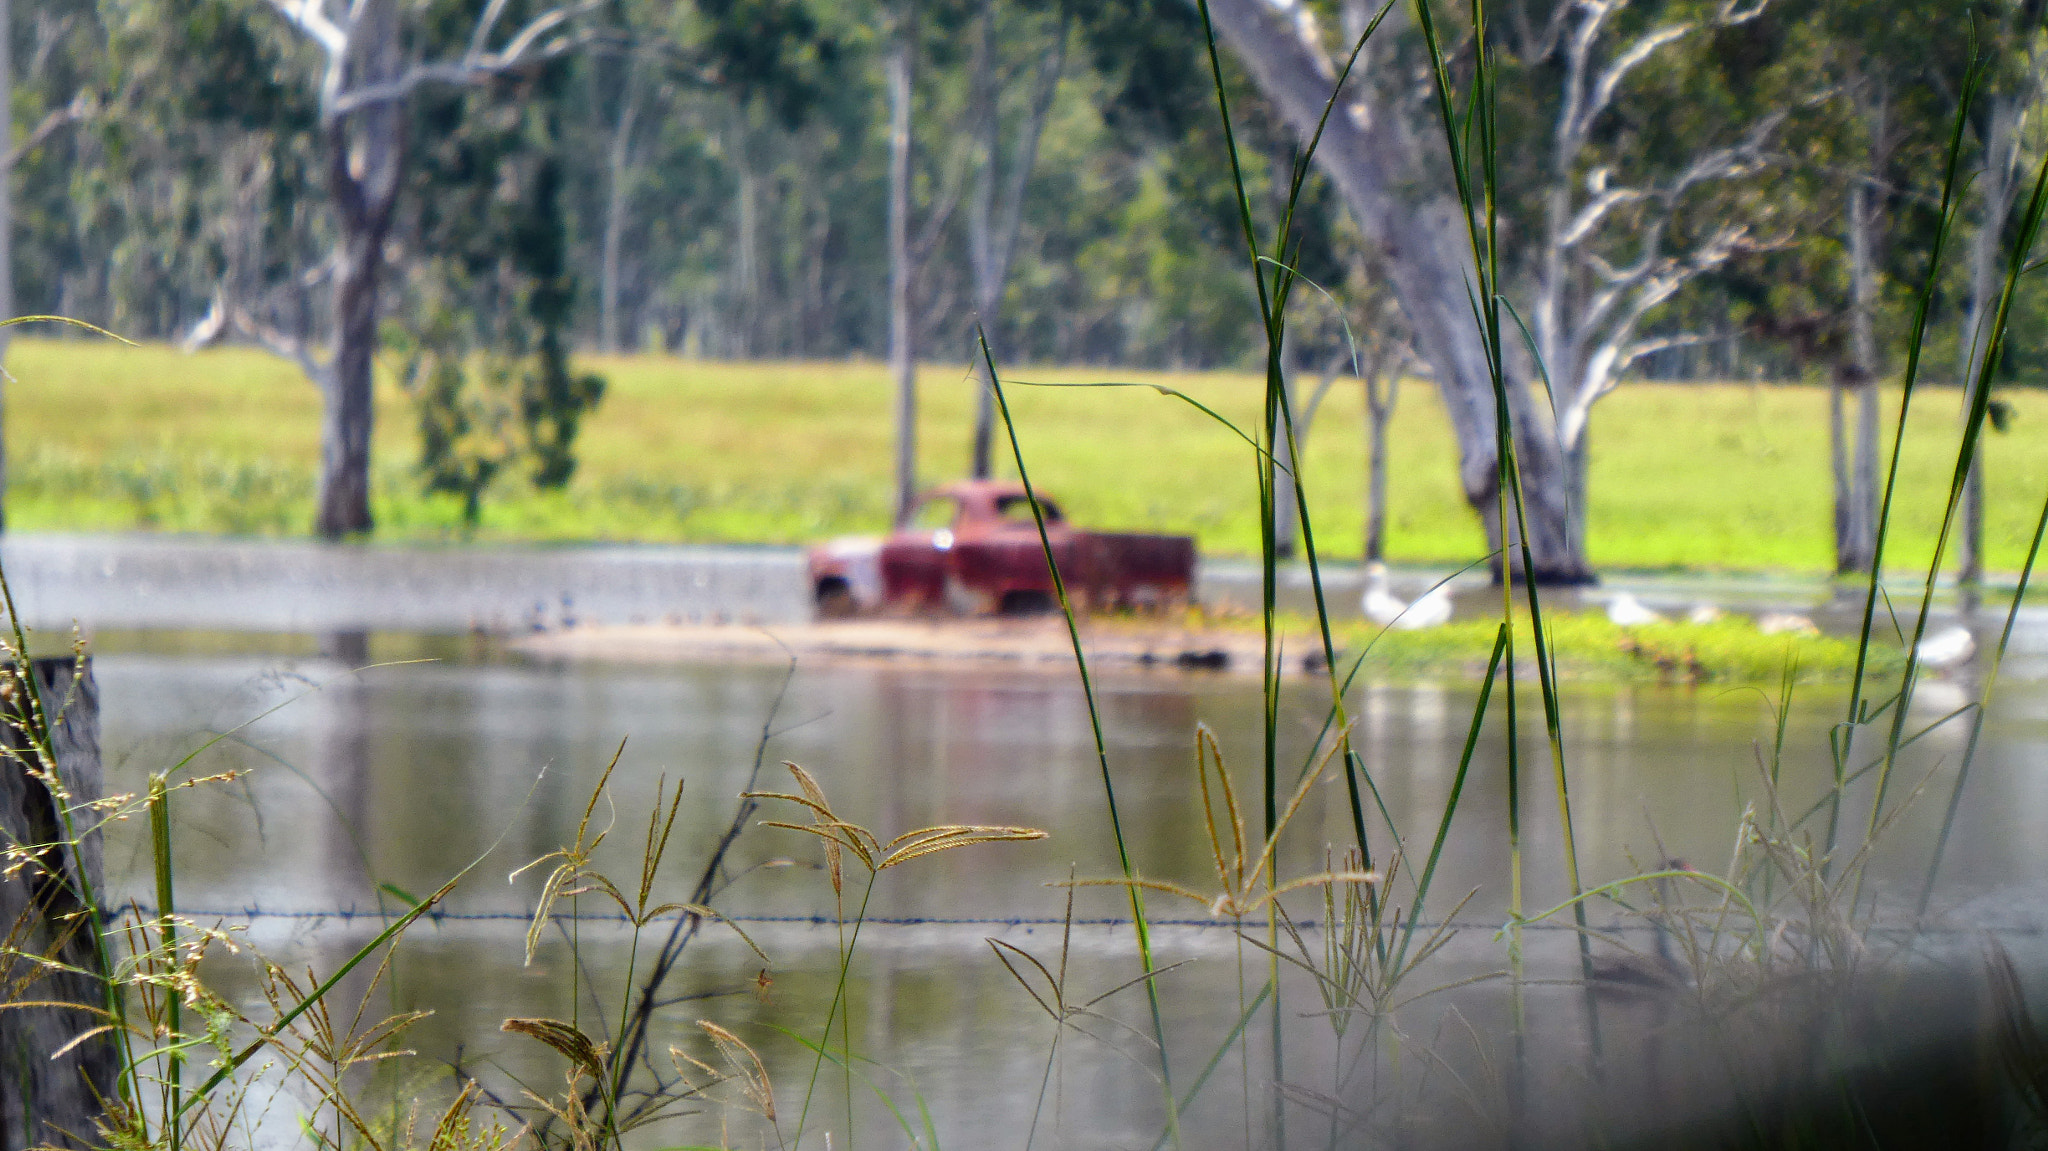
[511,616,1313,675]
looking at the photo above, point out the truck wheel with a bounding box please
[816,578,859,619]
[999,590,1057,616]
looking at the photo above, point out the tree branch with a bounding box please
[911,135,975,268]
[1561,221,1753,444]
[323,0,603,117]
[265,0,346,57]
[1558,183,1645,248]
[181,297,329,386]
[1577,21,1693,144]
[1717,0,1769,24]
[1619,331,1718,365]
[1,93,91,171]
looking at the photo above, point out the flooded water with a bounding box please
[71,595,2048,1149]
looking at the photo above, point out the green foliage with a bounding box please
[1329,610,1904,683]
[393,52,606,525]
[393,273,606,526]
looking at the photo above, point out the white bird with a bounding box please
[1606,592,1666,627]
[1405,581,1455,629]
[1362,563,1453,629]
[1687,602,1724,625]
[1915,624,1976,671]
[1757,612,1819,637]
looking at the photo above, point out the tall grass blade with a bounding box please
[1861,59,2048,889]
[1147,979,1275,1151]
[1919,486,2048,914]
[1394,624,1507,974]
[148,774,182,1151]
[1826,51,1983,875]
[1186,8,1394,1138]
[978,332,1177,1141]
[1413,0,1603,1080]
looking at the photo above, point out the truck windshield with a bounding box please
[910,497,960,531]
[995,495,1061,523]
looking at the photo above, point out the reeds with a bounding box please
[974,0,2048,1141]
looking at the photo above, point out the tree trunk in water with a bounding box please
[1202,0,1591,583]
[0,659,114,1151]
[888,2,918,524]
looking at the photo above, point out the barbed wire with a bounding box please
[104,901,2048,938]
[109,902,1336,931]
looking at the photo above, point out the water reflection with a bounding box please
[82,632,2048,1148]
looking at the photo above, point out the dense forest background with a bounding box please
[13,0,2038,376]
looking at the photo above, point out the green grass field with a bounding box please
[8,337,2042,575]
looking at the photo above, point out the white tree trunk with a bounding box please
[1959,96,2021,589]
[1830,367,1849,566]
[240,0,592,538]
[1202,0,1590,582]
[1838,177,1880,575]
[888,1,918,524]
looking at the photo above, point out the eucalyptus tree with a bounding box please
[577,0,842,358]
[596,54,646,353]
[1787,0,1988,574]
[964,0,1070,478]
[388,48,607,525]
[1200,0,1794,582]
[1956,4,2046,589]
[1508,0,1779,565]
[193,0,599,538]
[1824,6,1939,574]
[1201,0,1579,580]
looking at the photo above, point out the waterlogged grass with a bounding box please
[1336,612,1903,683]
[10,337,2048,574]
[1126,604,1904,681]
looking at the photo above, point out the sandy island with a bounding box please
[511,616,1317,676]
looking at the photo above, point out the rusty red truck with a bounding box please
[808,480,1197,617]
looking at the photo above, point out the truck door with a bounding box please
[879,493,959,608]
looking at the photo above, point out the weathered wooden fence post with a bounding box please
[0,658,118,1151]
